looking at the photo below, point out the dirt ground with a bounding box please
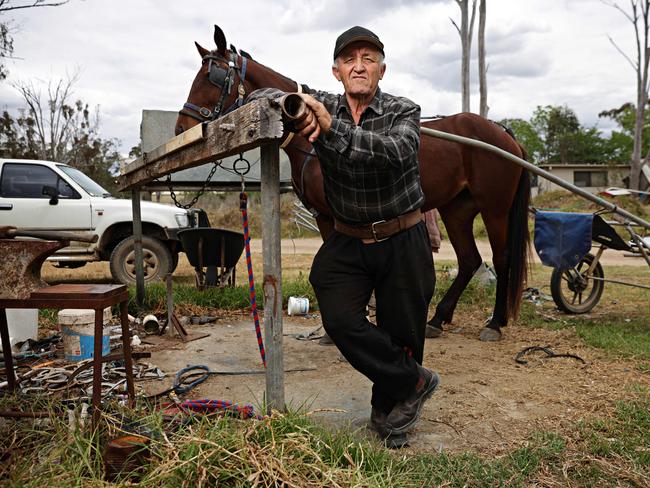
[251,238,647,267]
[130,308,649,456]
[40,239,650,455]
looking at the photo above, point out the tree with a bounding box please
[452,0,477,112]
[603,0,650,190]
[523,105,626,165]
[0,0,69,80]
[599,101,650,162]
[478,0,488,117]
[530,105,581,163]
[499,118,544,162]
[0,74,121,191]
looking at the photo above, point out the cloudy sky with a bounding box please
[0,0,640,153]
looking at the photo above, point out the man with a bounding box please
[251,26,438,448]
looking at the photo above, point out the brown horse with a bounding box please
[175,25,530,341]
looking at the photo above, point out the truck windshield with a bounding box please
[57,165,112,197]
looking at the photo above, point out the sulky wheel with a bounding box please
[550,253,605,314]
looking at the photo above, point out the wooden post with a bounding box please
[131,190,145,305]
[261,141,284,412]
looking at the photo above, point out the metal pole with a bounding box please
[420,127,650,231]
[166,273,173,334]
[261,141,284,412]
[131,189,145,305]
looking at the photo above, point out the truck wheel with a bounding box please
[109,236,173,284]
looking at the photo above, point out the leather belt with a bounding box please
[334,209,422,242]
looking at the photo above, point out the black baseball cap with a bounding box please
[333,26,384,60]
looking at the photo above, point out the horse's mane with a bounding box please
[229,46,297,89]
[492,119,528,160]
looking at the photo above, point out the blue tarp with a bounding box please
[534,211,593,270]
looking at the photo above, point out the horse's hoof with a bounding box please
[425,325,443,338]
[318,333,335,346]
[479,327,502,342]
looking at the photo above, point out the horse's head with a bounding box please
[175,25,248,135]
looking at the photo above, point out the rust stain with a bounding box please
[263,274,280,316]
[0,239,67,299]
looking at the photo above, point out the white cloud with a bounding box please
[0,0,641,152]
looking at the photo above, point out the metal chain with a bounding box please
[167,160,221,209]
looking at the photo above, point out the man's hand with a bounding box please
[293,94,332,143]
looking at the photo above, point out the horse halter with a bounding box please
[179,51,248,123]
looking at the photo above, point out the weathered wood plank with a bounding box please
[122,122,205,176]
[261,141,284,412]
[117,99,284,191]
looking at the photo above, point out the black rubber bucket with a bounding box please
[177,228,245,268]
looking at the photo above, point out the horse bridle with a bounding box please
[179,50,248,123]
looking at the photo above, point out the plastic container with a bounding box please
[142,314,160,334]
[0,309,39,352]
[287,296,309,316]
[58,308,112,361]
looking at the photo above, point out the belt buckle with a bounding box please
[371,220,389,242]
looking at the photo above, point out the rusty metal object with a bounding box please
[0,410,51,418]
[0,239,68,299]
[0,226,97,243]
[103,434,150,481]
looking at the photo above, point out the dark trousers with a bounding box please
[309,221,435,414]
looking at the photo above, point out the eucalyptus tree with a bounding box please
[603,0,650,190]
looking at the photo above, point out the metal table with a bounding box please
[0,284,135,427]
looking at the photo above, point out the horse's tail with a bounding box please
[506,153,531,321]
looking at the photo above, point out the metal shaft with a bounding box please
[0,226,97,243]
[419,126,650,231]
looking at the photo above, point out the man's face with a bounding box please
[332,42,386,98]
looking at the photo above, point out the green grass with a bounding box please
[122,272,494,319]
[518,301,650,360]
[575,318,650,359]
[126,274,317,315]
[533,190,650,220]
[2,394,648,487]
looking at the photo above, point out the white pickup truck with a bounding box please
[0,158,203,284]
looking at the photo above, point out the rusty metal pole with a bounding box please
[92,308,103,428]
[261,141,284,412]
[119,301,136,406]
[0,309,16,391]
[131,190,145,305]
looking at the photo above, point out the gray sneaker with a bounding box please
[385,366,440,435]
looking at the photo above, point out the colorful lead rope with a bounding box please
[180,398,259,419]
[240,188,267,367]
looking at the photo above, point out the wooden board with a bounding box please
[122,122,205,176]
[117,99,284,191]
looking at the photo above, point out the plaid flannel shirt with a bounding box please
[247,85,424,224]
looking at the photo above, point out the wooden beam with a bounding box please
[122,122,205,176]
[117,99,284,191]
[261,141,284,412]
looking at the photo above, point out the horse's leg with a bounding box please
[478,212,509,342]
[478,168,531,342]
[426,191,482,338]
